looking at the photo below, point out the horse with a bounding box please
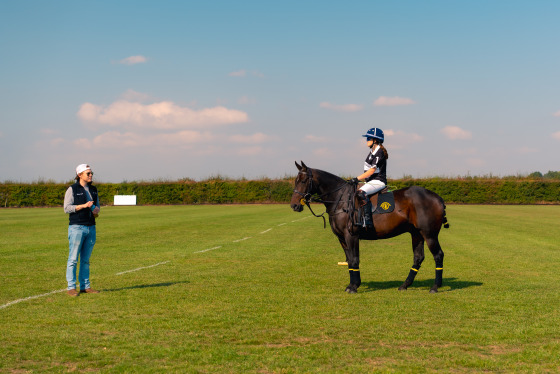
[290,161,449,294]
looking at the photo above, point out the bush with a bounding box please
[1,177,559,207]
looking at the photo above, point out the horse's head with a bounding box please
[291,161,314,212]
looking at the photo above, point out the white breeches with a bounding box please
[359,180,386,196]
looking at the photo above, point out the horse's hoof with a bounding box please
[398,285,408,291]
[345,286,357,294]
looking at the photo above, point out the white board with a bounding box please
[114,195,137,206]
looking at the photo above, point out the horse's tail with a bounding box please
[442,203,450,229]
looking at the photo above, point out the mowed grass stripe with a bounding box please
[0,205,559,373]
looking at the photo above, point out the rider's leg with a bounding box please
[358,181,386,228]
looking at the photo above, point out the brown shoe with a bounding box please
[67,289,80,297]
[80,288,100,294]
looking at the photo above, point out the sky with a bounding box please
[1,0,559,183]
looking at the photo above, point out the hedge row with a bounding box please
[0,179,559,207]
[0,180,295,207]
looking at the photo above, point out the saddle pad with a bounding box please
[373,191,395,214]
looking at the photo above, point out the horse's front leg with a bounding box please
[342,234,360,293]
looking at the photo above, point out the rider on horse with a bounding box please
[350,127,389,228]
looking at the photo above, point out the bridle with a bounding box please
[293,168,353,228]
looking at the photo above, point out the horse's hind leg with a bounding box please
[426,236,444,293]
[399,230,425,291]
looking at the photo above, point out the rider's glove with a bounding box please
[349,177,360,185]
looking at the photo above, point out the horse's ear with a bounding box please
[295,161,302,171]
[301,161,308,170]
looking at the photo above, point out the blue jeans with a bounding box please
[66,225,96,290]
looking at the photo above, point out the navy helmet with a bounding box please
[362,127,384,143]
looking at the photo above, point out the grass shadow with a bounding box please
[361,277,483,292]
[102,281,190,293]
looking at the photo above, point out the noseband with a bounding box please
[293,169,315,206]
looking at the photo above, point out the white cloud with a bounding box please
[236,146,264,156]
[373,96,416,107]
[304,135,328,143]
[553,110,560,117]
[77,100,249,129]
[384,129,423,149]
[229,133,272,144]
[552,131,560,140]
[74,130,214,149]
[441,126,472,140]
[319,102,363,112]
[117,55,147,65]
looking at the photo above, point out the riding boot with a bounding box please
[357,191,373,229]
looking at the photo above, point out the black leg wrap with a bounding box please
[405,267,419,284]
[435,268,443,287]
[435,259,443,287]
[349,269,361,287]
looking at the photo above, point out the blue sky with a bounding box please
[1,1,559,182]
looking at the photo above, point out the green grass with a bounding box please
[1,205,559,373]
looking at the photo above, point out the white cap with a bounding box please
[76,164,91,175]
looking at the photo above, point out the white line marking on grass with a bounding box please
[233,237,251,243]
[194,246,222,254]
[115,261,170,276]
[1,214,311,310]
[292,216,312,222]
[0,289,66,310]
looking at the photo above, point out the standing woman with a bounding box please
[351,127,389,227]
[63,164,101,296]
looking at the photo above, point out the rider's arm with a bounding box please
[357,167,376,182]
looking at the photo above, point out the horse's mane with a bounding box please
[312,168,346,185]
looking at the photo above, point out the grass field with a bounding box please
[1,204,559,373]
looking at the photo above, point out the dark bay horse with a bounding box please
[290,161,449,293]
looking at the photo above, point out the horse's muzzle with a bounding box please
[291,203,304,212]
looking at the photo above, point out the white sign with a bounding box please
[114,195,137,206]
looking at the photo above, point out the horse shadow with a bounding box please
[102,281,190,293]
[361,277,482,293]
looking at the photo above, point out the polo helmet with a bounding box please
[362,127,384,143]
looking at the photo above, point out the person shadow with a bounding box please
[360,277,482,292]
[101,281,190,293]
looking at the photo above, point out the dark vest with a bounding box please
[69,182,98,226]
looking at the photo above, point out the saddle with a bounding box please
[354,188,395,229]
[369,188,395,214]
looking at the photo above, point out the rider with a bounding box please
[351,127,389,227]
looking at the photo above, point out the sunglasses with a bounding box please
[85,172,94,176]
